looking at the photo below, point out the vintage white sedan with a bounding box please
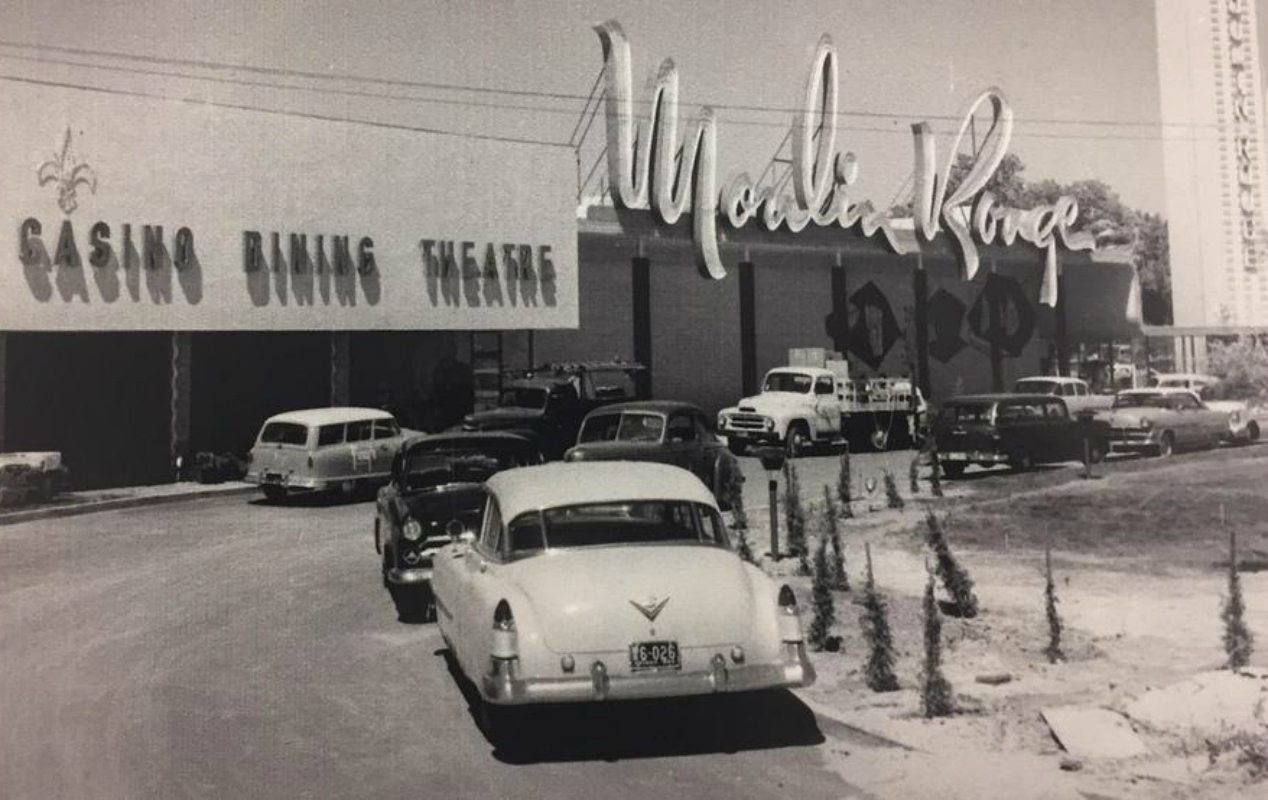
[431,461,815,717]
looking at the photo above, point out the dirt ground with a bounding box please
[733,445,1268,799]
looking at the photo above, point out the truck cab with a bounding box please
[717,365,848,457]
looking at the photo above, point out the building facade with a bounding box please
[1155,0,1268,328]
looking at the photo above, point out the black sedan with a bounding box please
[563,400,735,509]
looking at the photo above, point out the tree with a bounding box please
[783,461,808,569]
[925,510,979,617]
[1208,336,1268,402]
[822,486,849,591]
[921,570,955,717]
[1223,529,1254,670]
[837,447,854,518]
[1044,543,1064,664]
[807,536,836,652]
[860,542,900,692]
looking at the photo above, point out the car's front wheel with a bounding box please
[941,461,966,479]
[1249,421,1261,443]
[1155,432,1174,458]
[785,423,810,458]
[726,437,747,456]
[1008,449,1034,473]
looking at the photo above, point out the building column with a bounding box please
[170,332,192,480]
[1055,269,1070,376]
[632,254,652,399]
[739,259,757,396]
[988,263,1004,392]
[330,332,350,406]
[0,333,7,453]
[913,255,931,400]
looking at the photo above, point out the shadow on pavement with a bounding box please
[437,649,825,764]
[247,489,375,508]
[388,583,436,624]
[942,463,1063,483]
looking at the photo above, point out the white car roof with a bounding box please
[1117,387,1198,397]
[1016,376,1084,384]
[488,462,718,521]
[263,407,394,426]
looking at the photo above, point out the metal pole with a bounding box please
[768,476,779,558]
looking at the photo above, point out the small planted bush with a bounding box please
[925,510,979,618]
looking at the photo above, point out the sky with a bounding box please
[0,0,1262,217]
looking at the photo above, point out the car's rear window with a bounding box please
[507,500,727,553]
[259,422,309,445]
[578,412,665,443]
[940,403,993,423]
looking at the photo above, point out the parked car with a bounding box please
[932,393,1109,477]
[563,401,733,509]
[375,432,543,612]
[460,360,644,459]
[1011,376,1114,416]
[431,461,815,737]
[245,407,415,501]
[1104,388,1227,457]
[1150,373,1261,444]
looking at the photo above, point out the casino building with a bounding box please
[0,24,1141,490]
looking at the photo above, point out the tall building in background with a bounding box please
[1155,0,1268,331]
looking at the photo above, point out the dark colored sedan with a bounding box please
[932,393,1108,478]
[563,401,734,509]
[374,431,543,617]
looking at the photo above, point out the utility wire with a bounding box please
[0,38,1220,131]
[0,52,1221,145]
[0,72,574,149]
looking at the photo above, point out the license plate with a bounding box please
[629,640,680,672]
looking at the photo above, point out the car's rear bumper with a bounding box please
[244,473,327,491]
[939,450,1008,464]
[481,642,816,705]
[386,567,433,586]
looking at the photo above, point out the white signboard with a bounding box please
[0,80,578,330]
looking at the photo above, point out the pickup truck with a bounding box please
[717,363,925,456]
[459,360,645,459]
[1011,376,1114,417]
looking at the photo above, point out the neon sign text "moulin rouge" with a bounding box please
[594,20,1094,306]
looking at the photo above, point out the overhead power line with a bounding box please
[0,38,1219,131]
[0,72,574,149]
[0,51,1224,146]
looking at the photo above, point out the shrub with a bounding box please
[1223,530,1254,670]
[1044,543,1064,664]
[783,461,808,562]
[909,452,921,495]
[860,542,899,692]
[837,447,854,518]
[807,536,836,651]
[925,510,979,617]
[883,469,904,510]
[720,453,750,532]
[929,444,944,498]
[821,486,849,591]
[921,570,955,717]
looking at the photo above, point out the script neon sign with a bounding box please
[594,20,1093,306]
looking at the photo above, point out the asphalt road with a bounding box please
[0,480,870,800]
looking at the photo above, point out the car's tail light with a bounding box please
[777,584,804,643]
[402,519,423,542]
[492,599,518,660]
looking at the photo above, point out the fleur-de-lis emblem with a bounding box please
[37,127,97,215]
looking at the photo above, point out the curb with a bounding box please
[0,484,258,527]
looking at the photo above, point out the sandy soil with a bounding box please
[733,445,1268,799]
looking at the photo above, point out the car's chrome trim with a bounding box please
[386,567,433,586]
[480,643,816,704]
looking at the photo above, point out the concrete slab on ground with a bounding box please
[1040,706,1149,760]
